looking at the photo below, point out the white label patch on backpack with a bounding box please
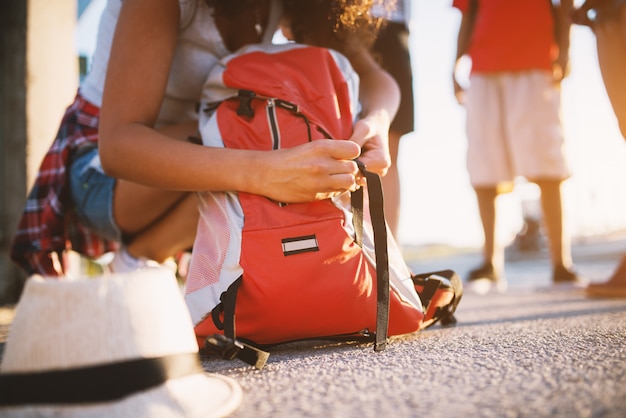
[281,235,319,256]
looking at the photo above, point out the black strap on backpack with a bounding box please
[352,160,390,352]
[411,269,463,327]
[207,162,391,366]
[207,278,270,370]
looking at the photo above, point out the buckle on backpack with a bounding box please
[204,334,270,370]
[237,90,256,118]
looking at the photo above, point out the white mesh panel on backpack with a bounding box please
[185,191,245,326]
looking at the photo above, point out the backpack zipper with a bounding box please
[266,98,280,150]
[266,98,289,207]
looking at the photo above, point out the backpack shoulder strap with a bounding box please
[355,160,390,351]
[262,0,282,44]
[206,277,270,370]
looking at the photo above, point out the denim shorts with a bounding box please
[69,147,122,242]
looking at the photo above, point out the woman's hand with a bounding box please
[349,113,391,178]
[248,139,362,202]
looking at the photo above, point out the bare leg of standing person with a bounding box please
[371,16,414,243]
[595,2,626,139]
[583,1,626,296]
[466,186,507,294]
[535,179,579,283]
[383,130,402,238]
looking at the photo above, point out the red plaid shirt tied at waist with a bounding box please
[11,94,118,276]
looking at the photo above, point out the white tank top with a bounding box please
[79,0,230,127]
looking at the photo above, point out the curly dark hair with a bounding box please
[280,0,383,52]
[205,0,388,54]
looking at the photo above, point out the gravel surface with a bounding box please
[201,289,626,418]
[1,236,624,417]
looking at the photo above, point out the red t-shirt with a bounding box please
[453,0,556,73]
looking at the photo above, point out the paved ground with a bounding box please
[199,233,626,418]
[203,290,626,418]
[1,233,625,417]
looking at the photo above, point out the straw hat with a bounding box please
[0,267,242,417]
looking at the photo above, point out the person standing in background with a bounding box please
[372,0,414,240]
[452,0,581,294]
[572,0,626,298]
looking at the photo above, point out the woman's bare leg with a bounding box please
[122,192,199,262]
[110,121,199,264]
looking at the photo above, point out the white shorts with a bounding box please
[465,71,571,188]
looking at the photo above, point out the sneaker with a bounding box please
[552,264,582,284]
[466,263,507,295]
[108,247,161,273]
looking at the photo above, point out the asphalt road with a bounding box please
[1,234,625,417]
[200,235,626,418]
[201,287,626,418]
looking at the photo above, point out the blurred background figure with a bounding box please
[572,0,626,298]
[371,0,415,241]
[451,0,581,294]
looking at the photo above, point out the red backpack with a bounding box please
[184,44,462,368]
